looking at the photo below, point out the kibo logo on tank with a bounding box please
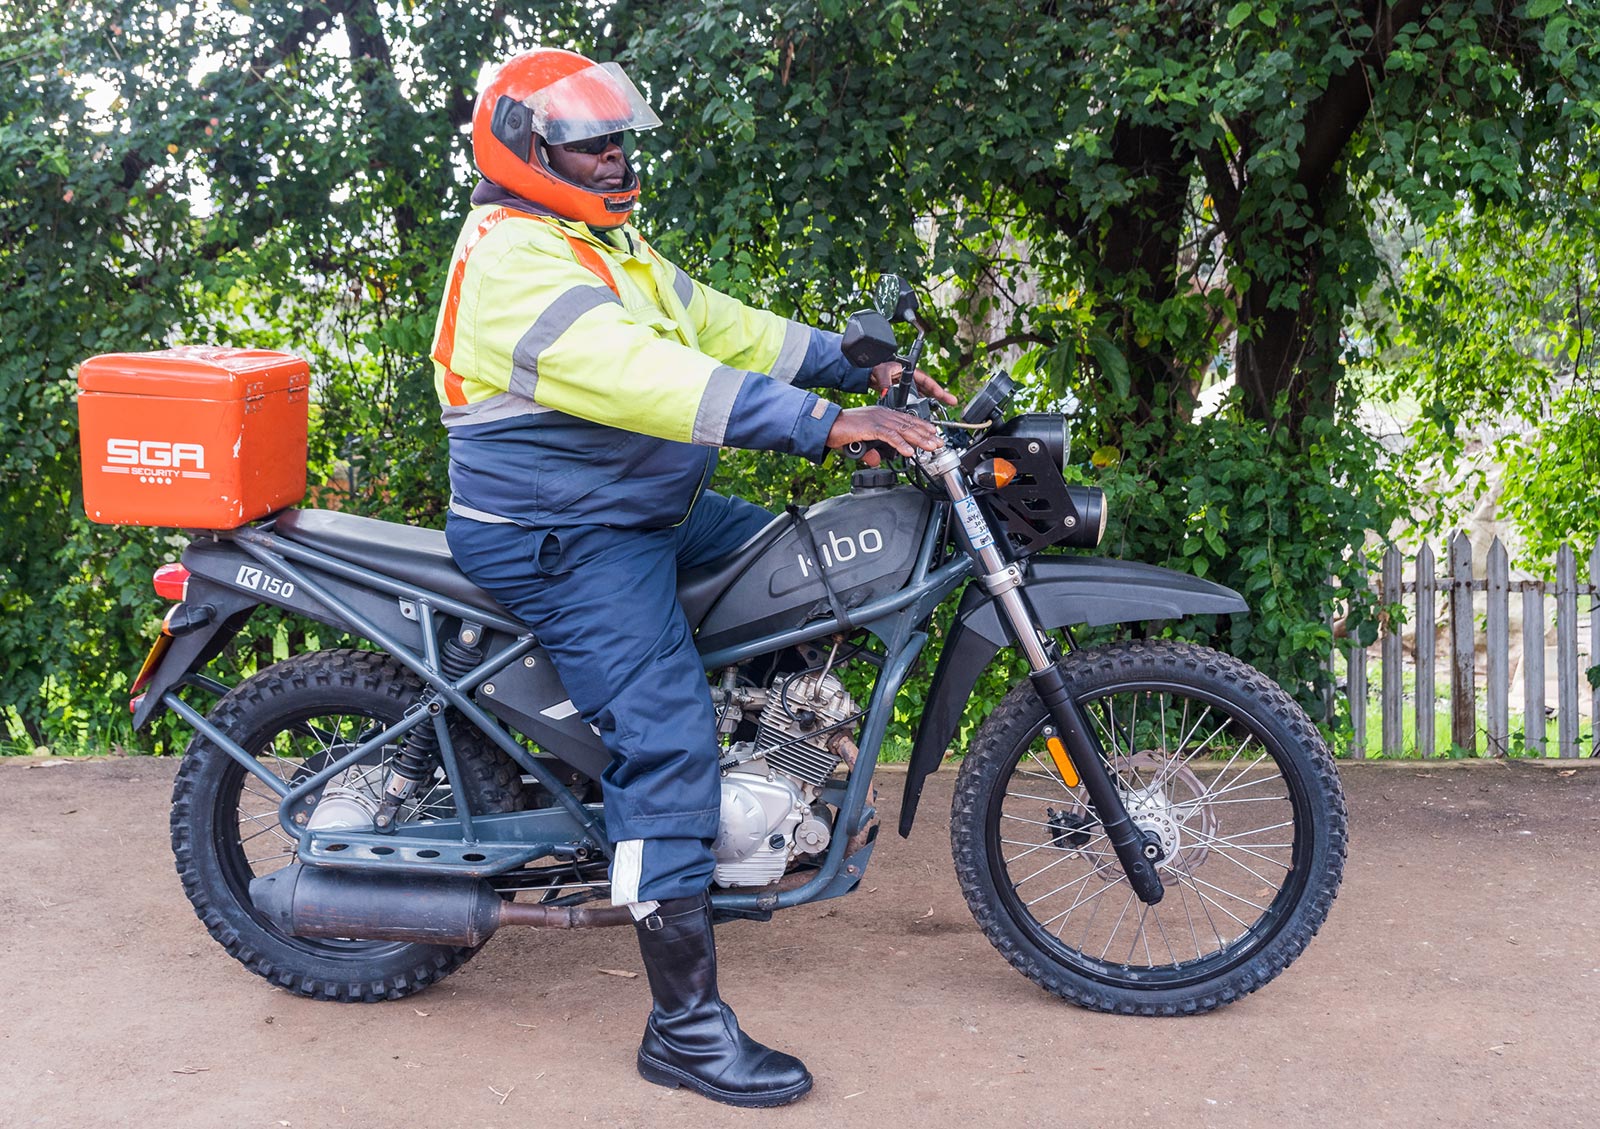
[795,526,885,577]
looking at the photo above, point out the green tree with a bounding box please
[1380,154,1600,563]
[2,10,205,747]
[5,0,1595,748]
[0,0,516,747]
[625,0,1600,428]
[620,1,1595,711]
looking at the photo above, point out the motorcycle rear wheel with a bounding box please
[170,649,526,1002]
[951,641,1346,1015]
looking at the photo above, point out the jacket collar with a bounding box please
[470,180,632,250]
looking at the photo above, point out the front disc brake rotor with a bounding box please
[1114,751,1217,875]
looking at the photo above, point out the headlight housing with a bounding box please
[990,413,1069,469]
[1061,486,1108,548]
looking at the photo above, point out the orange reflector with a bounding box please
[1045,735,1080,787]
[990,457,1016,487]
[130,633,174,696]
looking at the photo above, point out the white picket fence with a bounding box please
[1341,533,1599,758]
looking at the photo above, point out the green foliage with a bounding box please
[1,1,602,749]
[1,10,213,751]
[5,0,1596,755]
[628,0,1600,430]
[1082,386,1402,712]
[1379,157,1600,564]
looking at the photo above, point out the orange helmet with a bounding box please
[473,48,661,229]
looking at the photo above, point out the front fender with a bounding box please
[897,556,1248,836]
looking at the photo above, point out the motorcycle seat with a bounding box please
[677,511,793,631]
[273,509,516,621]
[273,507,794,636]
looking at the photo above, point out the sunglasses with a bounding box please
[557,131,625,156]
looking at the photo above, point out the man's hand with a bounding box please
[869,362,958,406]
[826,406,944,465]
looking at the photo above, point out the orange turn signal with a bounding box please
[974,457,1017,489]
[1045,735,1080,787]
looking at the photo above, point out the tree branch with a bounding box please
[1294,0,1429,191]
[249,2,340,78]
[954,331,1052,370]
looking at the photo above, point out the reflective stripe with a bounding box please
[440,391,555,428]
[434,207,516,405]
[769,320,809,384]
[691,366,747,446]
[671,265,694,309]
[508,285,622,399]
[448,499,519,524]
[562,232,620,296]
[611,839,644,906]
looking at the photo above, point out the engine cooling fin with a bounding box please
[755,670,859,787]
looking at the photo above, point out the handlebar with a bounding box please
[838,439,902,463]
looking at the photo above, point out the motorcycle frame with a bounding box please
[157,503,974,915]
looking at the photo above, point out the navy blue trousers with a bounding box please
[446,492,775,902]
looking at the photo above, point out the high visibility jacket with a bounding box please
[432,196,868,529]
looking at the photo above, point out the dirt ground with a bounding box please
[2,758,1598,1129]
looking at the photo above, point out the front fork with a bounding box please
[921,448,1165,904]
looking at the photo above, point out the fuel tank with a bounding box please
[693,485,931,652]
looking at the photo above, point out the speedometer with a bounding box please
[959,372,1017,425]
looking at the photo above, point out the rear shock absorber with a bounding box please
[374,626,484,830]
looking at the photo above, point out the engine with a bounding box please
[710,669,859,888]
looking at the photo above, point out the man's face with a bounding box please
[544,134,628,192]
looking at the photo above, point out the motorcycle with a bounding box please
[129,275,1346,1015]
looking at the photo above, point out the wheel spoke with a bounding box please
[1012,847,1086,889]
[1180,827,1295,872]
[1181,872,1271,914]
[1186,794,1292,807]
[1034,866,1126,933]
[1177,863,1235,940]
[1004,787,1087,806]
[1098,888,1138,961]
[1196,765,1284,802]
[1023,860,1120,907]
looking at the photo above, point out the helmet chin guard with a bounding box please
[473,49,661,228]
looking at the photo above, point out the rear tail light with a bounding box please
[153,562,190,601]
[129,693,146,715]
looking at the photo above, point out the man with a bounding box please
[434,47,952,1108]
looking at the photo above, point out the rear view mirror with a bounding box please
[841,310,899,368]
[872,275,918,323]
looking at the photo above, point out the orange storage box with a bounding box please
[78,346,310,528]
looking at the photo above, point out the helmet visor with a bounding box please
[527,62,662,146]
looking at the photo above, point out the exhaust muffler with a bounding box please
[249,864,633,946]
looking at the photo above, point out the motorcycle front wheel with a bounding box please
[951,641,1346,1015]
[170,649,527,1002]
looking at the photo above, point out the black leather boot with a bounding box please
[633,893,813,1107]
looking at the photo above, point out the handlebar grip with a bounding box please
[839,440,899,462]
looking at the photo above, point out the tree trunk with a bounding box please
[1231,183,1355,431]
[1221,0,1429,432]
[1095,119,1189,423]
